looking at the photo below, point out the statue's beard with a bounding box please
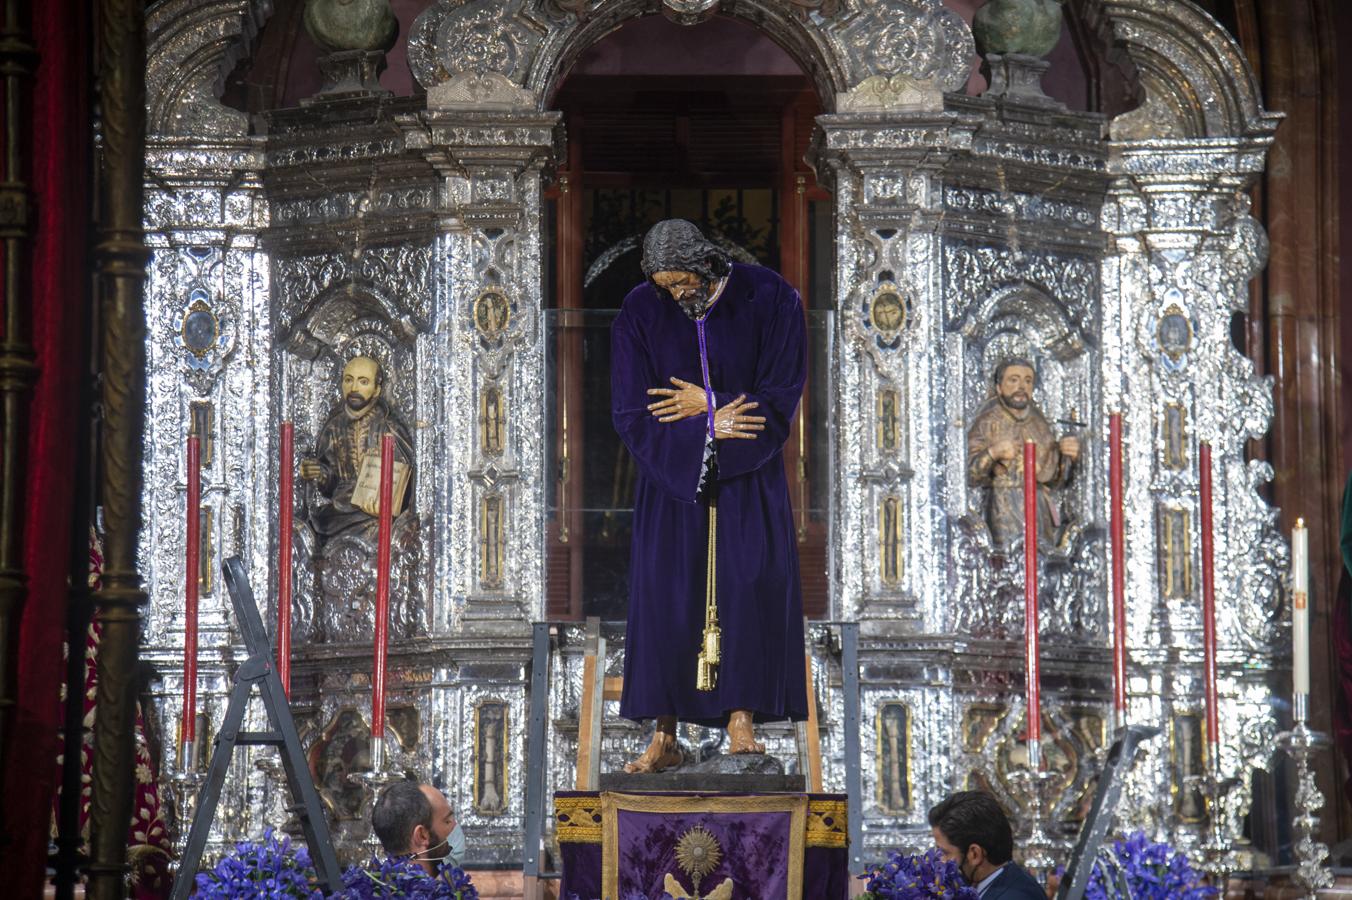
[999,392,1030,412]
[345,392,375,413]
[673,285,713,320]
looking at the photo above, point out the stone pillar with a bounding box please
[406,106,562,633]
[140,139,269,774]
[1102,139,1280,844]
[811,105,976,631]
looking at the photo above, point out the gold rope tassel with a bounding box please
[696,499,721,691]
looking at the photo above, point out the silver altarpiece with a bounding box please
[138,0,1290,873]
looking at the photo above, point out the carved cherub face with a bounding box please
[995,364,1035,411]
[342,356,382,413]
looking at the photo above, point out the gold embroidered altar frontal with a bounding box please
[601,792,808,900]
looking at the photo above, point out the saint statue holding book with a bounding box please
[301,355,415,546]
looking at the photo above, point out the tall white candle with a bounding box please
[1292,518,1309,708]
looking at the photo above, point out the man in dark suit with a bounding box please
[929,791,1046,899]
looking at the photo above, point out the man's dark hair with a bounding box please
[372,779,432,856]
[993,356,1037,388]
[928,791,1014,864]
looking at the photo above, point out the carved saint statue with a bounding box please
[300,355,415,548]
[966,357,1079,549]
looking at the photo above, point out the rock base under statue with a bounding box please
[598,753,805,793]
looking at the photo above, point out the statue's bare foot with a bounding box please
[727,710,765,754]
[625,719,681,773]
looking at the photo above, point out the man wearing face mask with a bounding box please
[929,791,1045,899]
[371,780,467,875]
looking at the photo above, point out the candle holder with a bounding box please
[163,745,206,860]
[1007,744,1062,873]
[254,751,301,835]
[1183,759,1241,890]
[1277,719,1333,896]
[350,735,404,854]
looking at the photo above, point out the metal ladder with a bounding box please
[169,556,342,900]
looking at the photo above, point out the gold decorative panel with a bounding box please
[1157,505,1192,599]
[878,495,902,585]
[473,699,508,816]
[480,494,505,588]
[875,701,911,814]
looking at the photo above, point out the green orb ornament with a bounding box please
[972,0,1064,59]
[304,0,398,54]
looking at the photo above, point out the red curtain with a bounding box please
[1,3,91,896]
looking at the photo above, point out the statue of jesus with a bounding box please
[611,219,808,773]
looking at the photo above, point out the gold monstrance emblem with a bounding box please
[662,825,734,900]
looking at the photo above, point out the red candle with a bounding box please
[371,434,395,740]
[1023,439,1041,750]
[278,422,294,697]
[1109,413,1127,723]
[1199,441,1219,754]
[184,435,202,747]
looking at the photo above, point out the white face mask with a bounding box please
[446,823,466,866]
[410,823,466,868]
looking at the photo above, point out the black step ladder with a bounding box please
[170,556,342,900]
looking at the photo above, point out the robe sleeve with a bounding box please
[313,420,339,497]
[711,281,807,481]
[611,306,708,504]
[966,411,997,486]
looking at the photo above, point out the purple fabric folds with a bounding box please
[611,263,809,727]
[616,808,793,899]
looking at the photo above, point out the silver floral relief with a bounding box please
[827,0,972,92]
[1100,0,1279,140]
[140,147,271,654]
[428,144,550,627]
[409,0,552,90]
[1100,123,1281,855]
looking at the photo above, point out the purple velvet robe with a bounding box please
[612,262,809,727]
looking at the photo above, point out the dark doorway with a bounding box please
[543,14,832,621]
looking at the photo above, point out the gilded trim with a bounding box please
[555,795,604,844]
[806,799,848,848]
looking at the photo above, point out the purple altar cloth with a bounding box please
[555,791,850,900]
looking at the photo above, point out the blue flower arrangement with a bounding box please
[193,828,326,899]
[337,855,478,899]
[191,830,478,899]
[858,848,981,900]
[1085,832,1216,900]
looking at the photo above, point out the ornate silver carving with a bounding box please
[146,0,271,137]
[1099,0,1283,139]
[136,0,1289,872]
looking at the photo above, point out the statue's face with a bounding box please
[342,357,381,412]
[995,364,1035,410]
[652,269,714,319]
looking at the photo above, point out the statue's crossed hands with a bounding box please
[647,377,707,422]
